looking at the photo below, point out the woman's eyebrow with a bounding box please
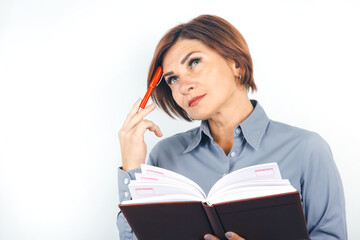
[163,71,174,78]
[180,51,199,64]
[163,51,200,77]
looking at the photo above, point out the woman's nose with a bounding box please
[179,76,196,94]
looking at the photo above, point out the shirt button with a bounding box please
[124,192,129,198]
[124,178,129,184]
[230,151,236,158]
[235,128,241,134]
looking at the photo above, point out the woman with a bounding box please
[117,15,347,240]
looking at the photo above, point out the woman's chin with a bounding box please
[187,110,211,121]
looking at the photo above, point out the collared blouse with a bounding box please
[117,99,347,240]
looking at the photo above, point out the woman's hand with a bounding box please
[118,98,163,171]
[204,232,245,240]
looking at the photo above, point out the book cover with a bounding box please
[119,163,309,240]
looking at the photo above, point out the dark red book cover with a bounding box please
[119,191,309,240]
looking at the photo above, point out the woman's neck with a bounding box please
[207,91,254,155]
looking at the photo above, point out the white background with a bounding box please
[0,0,359,239]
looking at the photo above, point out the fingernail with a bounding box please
[204,235,212,240]
[225,232,232,239]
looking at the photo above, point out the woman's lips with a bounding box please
[188,94,206,107]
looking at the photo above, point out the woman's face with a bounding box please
[162,39,242,120]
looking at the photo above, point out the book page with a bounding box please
[122,162,295,206]
[128,182,205,200]
[134,173,205,197]
[140,164,205,197]
[209,185,297,205]
[208,162,282,198]
[121,194,202,205]
[207,179,291,202]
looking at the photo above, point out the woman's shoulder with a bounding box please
[268,119,331,153]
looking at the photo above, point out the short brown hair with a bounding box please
[148,14,257,121]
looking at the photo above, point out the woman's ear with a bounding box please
[228,59,242,78]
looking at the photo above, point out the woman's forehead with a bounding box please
[163,39,209,67]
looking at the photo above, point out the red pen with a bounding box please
[138,66,163,111]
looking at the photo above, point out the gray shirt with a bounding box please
[117,99,347,240]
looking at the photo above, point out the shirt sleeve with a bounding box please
[116,167,141,240]
[301,133,347,240]
[116,147,160,240]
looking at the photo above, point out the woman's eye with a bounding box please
[167,76,179,85]
[189,58,200,68]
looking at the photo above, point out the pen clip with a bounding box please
[156,74,164,87]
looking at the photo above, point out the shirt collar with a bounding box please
[183,99,269,153]
[239,99,270,150]
[182,121,211,154]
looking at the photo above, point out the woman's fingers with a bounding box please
[119,118,160,171]
[149,122,163,137]
[124,100,157,129]
[134,119,163,138]
[118,99,162,171]
[224,232,245,240]
[123,98,143,126]
[204,234,220,240]
[204,232,245,240]
[131,103,157,126]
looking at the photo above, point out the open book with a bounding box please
[122,162,296,205]
[119,163,309,240]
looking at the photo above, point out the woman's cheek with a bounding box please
[172,93,183,108]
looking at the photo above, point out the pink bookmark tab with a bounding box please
[146,169,165,175]
[140,176,159,181]
[255,168,275,176]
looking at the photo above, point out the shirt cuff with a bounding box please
[118,166,141,203]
